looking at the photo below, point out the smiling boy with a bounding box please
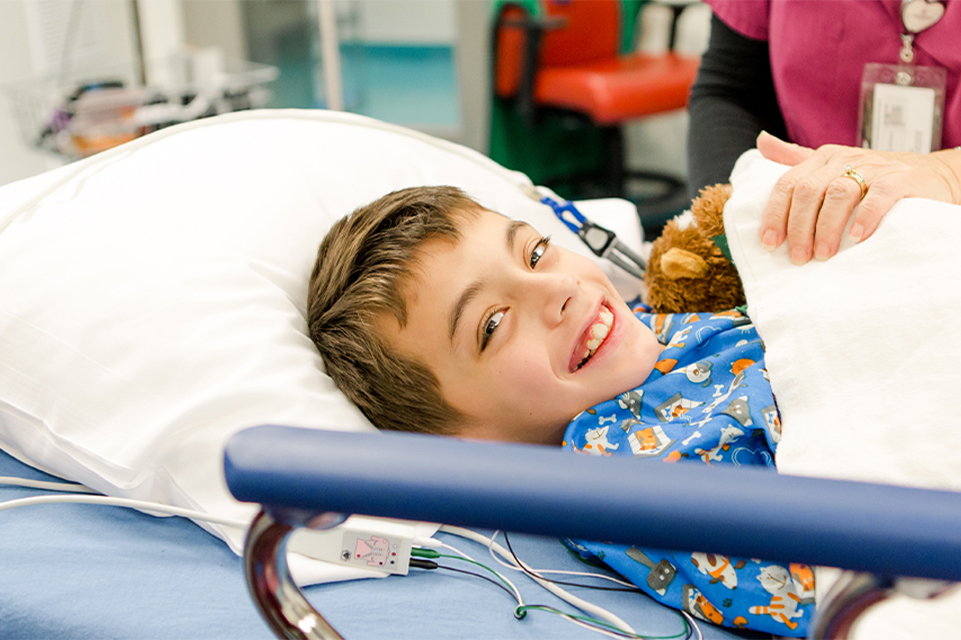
[308,185,662,443]
[379,195,664,445]
[307,186,811,637]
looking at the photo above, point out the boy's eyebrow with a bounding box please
[505,219,529,252]
[448,280,483,344]
[447,219,531,345]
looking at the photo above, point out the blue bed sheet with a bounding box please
[0,450,760,639]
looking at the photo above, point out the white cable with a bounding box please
[435,540,525,607]
[0,494,247,528]
[486,530,640,589]
[483,529,701,640]
[519,568,638,589]
[682,611,703,640]
[438,541,474,561]
[0,476,99,494]
[412,536,442,548]
[439,525,637,637]
[564,615,637,640]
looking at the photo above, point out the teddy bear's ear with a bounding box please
[660,247,709,279]
[691,184,733,239]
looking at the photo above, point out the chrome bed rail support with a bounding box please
[227,425,961,640]
[245,509,347,640]
[811,571,956,639]
[812,572,894,640]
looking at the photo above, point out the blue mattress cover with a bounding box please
[0,450,756,640]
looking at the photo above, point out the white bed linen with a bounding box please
[724,150,961,638]
[0,110,646,584]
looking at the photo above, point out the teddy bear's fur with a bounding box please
[644,184,746,314]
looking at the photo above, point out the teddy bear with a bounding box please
[644,183,746,314]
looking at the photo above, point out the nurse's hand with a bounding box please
[756,131,961,264]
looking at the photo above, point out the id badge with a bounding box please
[857,63,946,152]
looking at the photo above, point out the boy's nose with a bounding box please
[530,273,578,326]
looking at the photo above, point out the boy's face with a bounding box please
[381,208,662,445]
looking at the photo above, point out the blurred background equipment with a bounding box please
[490,0,702,237]
[0,0,710,212]
[8,48,277,159]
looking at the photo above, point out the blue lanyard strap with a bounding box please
[540,195,647,279]
[540,195,584,233]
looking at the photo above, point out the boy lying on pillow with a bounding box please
[307,186,812,636]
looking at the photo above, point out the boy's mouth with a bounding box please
[570,304,615,373]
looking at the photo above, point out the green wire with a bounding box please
[515,605,691,640]
[417,548,693,640]
[434,552,520,599]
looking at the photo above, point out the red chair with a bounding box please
[491,0,701,229]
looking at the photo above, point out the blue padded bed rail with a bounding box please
[224,424,961,639]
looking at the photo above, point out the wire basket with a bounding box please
[5,50,278,161]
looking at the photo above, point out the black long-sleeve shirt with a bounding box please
[686,14,789,199]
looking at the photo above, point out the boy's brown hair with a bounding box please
[307,186,483,435]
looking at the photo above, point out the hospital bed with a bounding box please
[1,109,960,640]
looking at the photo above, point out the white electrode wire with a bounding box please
[436,540,525,606]
[487,530,640,589]
[564,616,641,640]
[439,525,637,637]
[682,611,703,640]
[488,529,702,640]
[0,477,99,494]
[0,494,247,528]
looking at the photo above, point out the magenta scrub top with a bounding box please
[706,0,961,150]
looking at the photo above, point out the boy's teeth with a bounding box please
[574,305,615,371]
[591,323,609,340]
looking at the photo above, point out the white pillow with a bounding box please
[0,109,645,553]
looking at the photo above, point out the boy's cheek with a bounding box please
[608,319,661,388]
[496,357,561,407]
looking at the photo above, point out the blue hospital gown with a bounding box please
[561,306,814,636]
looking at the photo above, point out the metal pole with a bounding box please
[317,0,344,111]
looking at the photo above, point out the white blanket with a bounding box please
[724,151,961,638]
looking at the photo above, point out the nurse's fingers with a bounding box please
[810,169,868,261]
[757,136,823,254]
[779,162,856,265]
[845,173,903,244]
[756,131,814,166]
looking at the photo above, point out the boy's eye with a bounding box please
[529,236,550,269]
[481,310,505,351]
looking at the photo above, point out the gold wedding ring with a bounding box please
[841,164,868,201]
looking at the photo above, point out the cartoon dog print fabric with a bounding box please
[562,307,813,636]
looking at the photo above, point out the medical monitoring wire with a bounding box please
[410,548,691,640]
[441,525,645,636]
[497,531,701,640]
[0,478,247,527]
[439,526,701,640]
[491,530,704,640]
[0,493,248,527]
[417,536,643,639]
[410,557,518,600]
[0,478,700,639]
[501,530,642,592]
[0,476,99,493]
[495,530,699,640]
[483,528,643,590]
